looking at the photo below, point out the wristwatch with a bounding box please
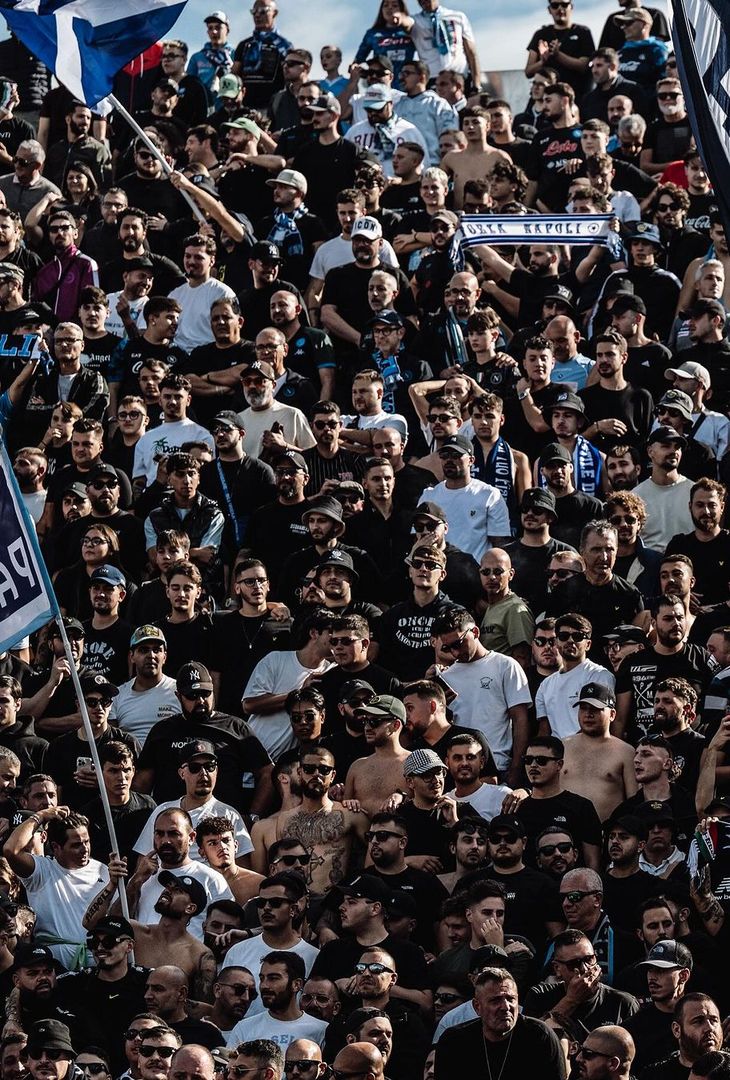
[517,388,531,401]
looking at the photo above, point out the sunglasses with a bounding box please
[124,1031,152,1041]
[117,410,142,420]
[548,568,576,579]
[300,763,335,776]
[557,953,597,971]
[89,479,119,489]
[561,890,600,903]
[579,1047,612,1060]
[413,520,439,531]
[286,1064,319,1075]
[138,1047,176,1060]
[479,567,506,577]
[534,636,557,647]
[338,494,362,504]
[136,150,156,160]
[85,696,113,709]
[434,991,462,1004]
[354,962,394,974]
[523,754,558,766]
[441,630,472,652]
[557,630,588,642]
[330,636,360,646]
[608,514,637,525]
[28,1050,67,1062]
[410,558,442,571]
[313,419,339,430]
[186,760,218,773]
[184,690,212,701]
[428,412,456,423]
[656,201,681,212]
[363,715,390,727]
[538,841,574,856]
[254,896,290,909]
[219,983,257,997]
[365,829,405,843]
[272,852,310,866]
[658,91,681,100]
[79,1065,108,1075]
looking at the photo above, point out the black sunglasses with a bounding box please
[138,1047,175,1059]
[272,852,310,866]
[538,841,574,856]
[523,754,559,766]
[254,896,290,909]
[301,763,334,775]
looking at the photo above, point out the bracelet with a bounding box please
[29,813,43,827]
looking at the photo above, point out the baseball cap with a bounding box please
[690,297,726,320]
[359,694,406,723]
[130,624,166,648]
[361,84,394,109]
[539,442,572,465]
[205,10,229,22]
[438,434,473,456]
[628,221,662,246]
[266,168,308,195]
[177,662,214,695]
[339,874,392,904]
[155,77,179,94]
[413,501,447,524]
[431,209,460,228]
[339,679,376,704]
[179,739,217,763]
[369,308,404,328]
[610,293,647,316]
[308,92,341,115]
[664,361,711,389]
[250,240,282,263]
[403,748,446,776]
[647,424,687,447]
[610,814,647,840]
[273,450,308,472]
[637,801,676,827]
[639,940,693,970]
[488,814,527,839]
[351,216,383,241]
[122,256,154,272]
[222,116,261,137]
[157,871,208,914]
[92,915,135,940]
[0,263,23,282]
[89,564,126,589]
[387,890,417,919]
[575,682,616,709]
[51,616,84,637]
[520,487,557,517]
[469,945,509,970]
[363,56,394,74]
[241,359,276,382]
[26,1020,74,1056]
[543,284,575,307]
[217,74,241,98]
[12,943,63,973]
[87,461,118,482]
[78,672,119,699]
[317,549,359,580]
[63,481,88,499]
[615,7,653,23]
[602,625,647,646]
[657,388,694,420]
[213,410,243,431]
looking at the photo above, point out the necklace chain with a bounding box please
[482,1025,514,1080]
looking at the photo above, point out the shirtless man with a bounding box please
[196,816,263,906]
[561,681,637,821]
[441,106,510,210]
[272,747,370,895]
[83,855,216,1000]
[344,696,409,817]
[250,752,302,870]
[678,213,730,310]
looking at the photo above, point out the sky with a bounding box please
[167,0,671,94]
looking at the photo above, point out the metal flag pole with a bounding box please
[107,92,207,226]
[54,615,132,925]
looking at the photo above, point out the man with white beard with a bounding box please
[235,355,315,459]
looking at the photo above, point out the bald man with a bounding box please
[170,1046,216,1080]
[144,965,225,1049]
[332,1044,385,1080]
[576,1025,635,1080]
[545,316,594,391]
[283,1040,326,1080]
[478,548,535,668]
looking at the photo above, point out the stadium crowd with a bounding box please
[1,1,730,1079]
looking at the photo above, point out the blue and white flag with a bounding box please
[0,0,187,107]
[672,0,730,231]
[0,442,58,654]
[459,213,615,249]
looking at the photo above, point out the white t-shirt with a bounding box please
[535,660,616,739]
[109,675,180,744]
[345,118,428,176]
[226,1010,328,1050]
[309,235,398,278]
[22,490,46,524]
[442,652,532,772]
[454,782,513,821]
[137,859,233,940]
[340,409,408,439]
[243,651,334,759]
[20,855,109,969]
[133,797,253,862]
[424,479,511,562]
[222,934,320,1016]
[168,278,237,353]
[410,6,475,75]
[236,400,316,460]
[105,293,148,339]
[634,475,694,551]
[133,419,215,484]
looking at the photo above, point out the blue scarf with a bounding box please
[430,9,451,55]
[202,42,232,73]
[480,437,517,530]
[445,308,468,366]
[373,119,400,161]
[267,204,309,257]
[371,347,404,412]
[539,436,601,496]
[246,29,281,68]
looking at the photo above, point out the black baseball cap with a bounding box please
[488,814,526,839]
[339,874,392,905]
[575,682,616,709]
[602,625,648,646]
[157,871,208,914]
[647,424,687,448]
[250,240,282,263]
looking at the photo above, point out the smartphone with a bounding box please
[76,756,94,770]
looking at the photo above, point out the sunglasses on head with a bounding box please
[539,841,574,856]
[301,762,334,776]
[138,1046,176,1060]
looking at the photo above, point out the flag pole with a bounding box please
[54,616,132,926]
[108,93,207,226]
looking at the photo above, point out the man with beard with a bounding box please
[44,101,110,189]
[633,428,694,551]
[438,819,489,893]
[104,262,152,341]
[605,493,661,601]
[650,679,706,795]
[561,683,637,822]
[602,816,662,933]
[142,965,224,1048]
[622,940,694,1074]
[84,861,215,1001]
[605,444,642,493]
[666,480,730,607]
[579,331,653,451]
[478,243,569,331]
[179,302,255,428]
[343,697,410,819]
[534,826,578,882]
[235,358,315,461]
[221,873,318,1013]
[81,568,132,684]
[300,402,363,497]
[110,625,179,746]
[641,994,723,1080]
[226,953,327,1050]
[537,443,602,551]
[11,945,90,1051]
[540,393,603,499]
[125,808,233,939]
[206,967,258,1037]
[24,1021,78,1080]
[134,662,273,816]
[270,290,336,402]
[504,489,576,616]
[99,209,184,297]
[615,596,718,741]
[245,451,311,585]
[256,169,327,292]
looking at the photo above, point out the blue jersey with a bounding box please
[355,27,416,81]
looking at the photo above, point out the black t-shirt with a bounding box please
[644,117,693,165]
[579,383,654,449]
[523,980,638,1035]
[125,577,169,627]
[623,1004,677,1075]
[602,869,666,932]
[666,728,706,796]
[526,23,596,95]
[238,279,307,340]
[0,116,36,175]
[49,724,141,811]
[84,790,157,866]
[47,463,133,510]
[137,710,272,811]
[612,785,698,850]
[301,446,365,497]
[100,253,185,297]
[245,499,311,583]
[625,341,673,403]
[318,662,401,731]
[397,801,455,865]
[320,260,416,361]
[56,964,149,1072]
[199,454,276,560]
[435,1014,566,1080]
[311,931,429,989]
[616,644,719,740]
[503,537,576,614]
[161,614,216,679]
[641,1051,690,1080]
[516,790,603,860]
[376,593,453,681]
[368,865,448,950]
[114,337,188,395]
[210,610,292,717]
[665,530,730,606]
[527,124,583,212]
[81,617,133,684]
[686,192,718,235]
[81,332,122,378]
[545,574,644,660]
[507,268,575,329]
[481,865,563,953]
[320,727,369,777]
[552,490,605,549]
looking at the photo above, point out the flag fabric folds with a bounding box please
[0,441,58,654]
[672,0,730,230]
[0,0,187,107]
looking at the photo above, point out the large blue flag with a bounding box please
[672,0,730,231]
[0,0,187,107]
[0,442,58,653]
